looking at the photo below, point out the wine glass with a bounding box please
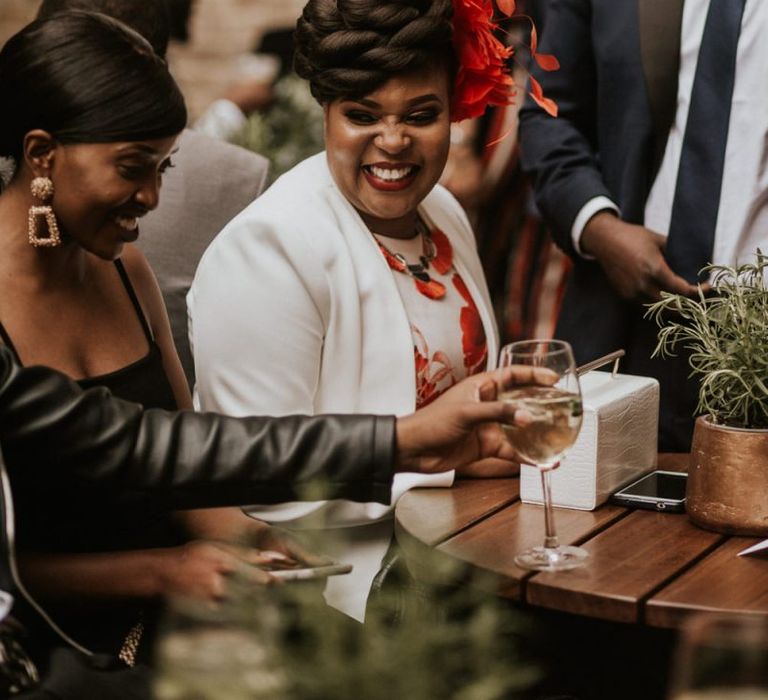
[667,614,768,700]
[498,339,588,571]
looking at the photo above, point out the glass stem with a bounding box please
[540,466,559,550]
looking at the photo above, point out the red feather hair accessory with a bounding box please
[450,0,559,122]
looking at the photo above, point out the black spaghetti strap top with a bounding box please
[0,259,177,410]
[5,259,184,657]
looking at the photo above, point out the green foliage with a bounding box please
[155,558,538,700]
[646,251,768,429]
[156,492,537,699]
[280,581,535,700]
[232,74,325,184]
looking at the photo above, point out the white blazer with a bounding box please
[188,152,498,620]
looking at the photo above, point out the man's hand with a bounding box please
[394,366,556,476]
[581,212,698,302]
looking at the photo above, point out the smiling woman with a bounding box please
[39,138,178,258]
[323,64,451,236]
[0,10,186,378]
[189,0,516,621]
[0,11,202,662]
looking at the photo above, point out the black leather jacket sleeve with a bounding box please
[0,347,396,507]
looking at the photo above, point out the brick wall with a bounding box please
[0,1,36,45]
[171,0,304,119]
[0,0,305,120]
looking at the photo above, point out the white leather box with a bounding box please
[519,370,659,511]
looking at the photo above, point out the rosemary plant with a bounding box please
[646,251,768,429]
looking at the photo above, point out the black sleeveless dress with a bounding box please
[1,259,186,657]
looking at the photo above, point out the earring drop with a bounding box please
[28,176,61,248]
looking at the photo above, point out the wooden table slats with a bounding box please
[395,456,768,626]
[526,510,725,623]
[645,536,768,627]
[394,478,519,547]
[394,478,520,587]
[436,501,626,599]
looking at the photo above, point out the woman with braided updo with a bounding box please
[190,0,518,621]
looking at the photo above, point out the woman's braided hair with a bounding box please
[294,0,456,103]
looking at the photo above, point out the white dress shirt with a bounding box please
[573,0,768,270]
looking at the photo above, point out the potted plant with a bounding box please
[647,251,768,535]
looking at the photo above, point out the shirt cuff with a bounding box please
[571,196,620,259]
[194,99,248,142]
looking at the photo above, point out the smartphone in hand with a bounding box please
[268,563,353,581]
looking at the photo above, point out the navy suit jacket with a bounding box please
[519,0,684,364]
[518,0,702,450]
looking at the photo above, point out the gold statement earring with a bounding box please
[28,176,61,248]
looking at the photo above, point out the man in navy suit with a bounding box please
[520,0,768,451]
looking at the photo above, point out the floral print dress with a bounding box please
[375,224,488,409]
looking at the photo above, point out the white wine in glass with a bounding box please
[499,339,588,571]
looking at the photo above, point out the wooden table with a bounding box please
[394,455,768,628]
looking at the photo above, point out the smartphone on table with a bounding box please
[609,470,687,512]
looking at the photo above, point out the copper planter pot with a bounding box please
[688,416,768,536]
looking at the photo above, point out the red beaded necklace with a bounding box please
[375,221,454,300]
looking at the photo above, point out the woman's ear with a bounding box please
[22,130,57,177]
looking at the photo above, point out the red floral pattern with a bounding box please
[413,327,456,408]
[430,228,454,275]
[376,224,488,408]
[452,274,489,374]
[415,239,488,408]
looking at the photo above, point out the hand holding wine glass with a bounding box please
[498,339,588,571]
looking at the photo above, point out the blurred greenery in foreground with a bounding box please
[233,74,325,185]
[154,553,538,700]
